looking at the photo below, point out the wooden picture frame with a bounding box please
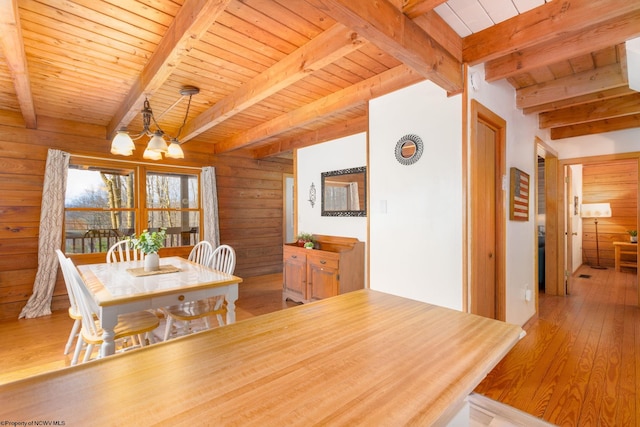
[509,167,529,221]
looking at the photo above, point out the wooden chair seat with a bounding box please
[81,311,161,346]
[163,243,235,340]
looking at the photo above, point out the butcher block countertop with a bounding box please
[1,289,522,426]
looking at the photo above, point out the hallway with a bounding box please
[476,265,639,426]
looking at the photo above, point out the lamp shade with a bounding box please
[166,139,185,159]
[147,131,168,152]
[580,203,612,218]
[111,130,135,155]
[143,147,163,160]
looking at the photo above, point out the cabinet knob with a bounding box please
[320,260,326,264]
[291,255,297,259]
[178,295,185,301]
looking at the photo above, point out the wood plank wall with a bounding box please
[582,159,638,268]
[0,121,292,321]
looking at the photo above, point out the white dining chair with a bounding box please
[106,239,144,263]
[188,240,214,266]
[54,250,83,362]
[57,253,160,364]
[163,244,236,340]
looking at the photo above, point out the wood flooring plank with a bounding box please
[478,265,639,426]
[615,272,637,426]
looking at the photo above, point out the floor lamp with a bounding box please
[581,203,612,269]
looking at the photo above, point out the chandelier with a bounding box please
[110,86,199,160]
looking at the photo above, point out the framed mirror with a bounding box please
[395,134,423,166]
[321,166,367,217]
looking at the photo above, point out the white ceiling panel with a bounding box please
[434,4,474,37]
[512,0,549,14]
[479,0,519,24]
[444,0,495,33]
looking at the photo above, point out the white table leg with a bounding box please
[226,284,238,325]
[100,310,118,357]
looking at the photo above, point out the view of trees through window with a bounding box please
[64,164,201,254]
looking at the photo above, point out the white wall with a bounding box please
[555,129,640,159]
[369,80,463,310]
[469,65,542,326]
[296,133,367,243]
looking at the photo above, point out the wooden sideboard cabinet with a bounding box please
[283,235,364,303]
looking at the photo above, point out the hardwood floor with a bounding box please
[0,273,299,384]
[476,264,640,426]
[1,267,638,427]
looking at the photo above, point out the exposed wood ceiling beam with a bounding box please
[402,0,448,19]
[539,93,640,129]
[516,64,628,110]
[0,0,36,128]
[214,64,423,154]
[463,0,640,66]
[253,115,368,158]
[180,23,367,143]
[306,0,462,93]
[412,10,462,62]
[522,86,638,115]
[106,0,231,139]
[485,10,640,82]
[550,113,640,140]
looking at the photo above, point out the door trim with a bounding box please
[469,100,506,321]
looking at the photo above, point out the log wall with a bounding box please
[0,121,292,320]
[581,159,638,268]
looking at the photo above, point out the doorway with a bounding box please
[469,100,506,320]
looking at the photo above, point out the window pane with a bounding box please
[66,167,135,209]
[65,165,136,254]
[146,172,198,209]
[64,212,135,254]
[147,213,200,247]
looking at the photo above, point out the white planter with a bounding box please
[144,253,160,272]
[631,236,637,243]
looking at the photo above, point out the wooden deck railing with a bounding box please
[65,227,199,254]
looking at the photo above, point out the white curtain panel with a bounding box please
[19,149,70,318]
[349,182,359,210]
[201,166,220,248]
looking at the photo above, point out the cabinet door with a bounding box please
[307,256,339,301]
[283,251,307,300]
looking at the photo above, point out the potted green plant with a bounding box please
[128,228,167,271]
[628,230,637,243]
[295,232,315,248]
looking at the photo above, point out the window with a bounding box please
[64,159,201,254]
[145,172,200,247]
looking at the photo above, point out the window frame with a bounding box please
[64,157,203,261]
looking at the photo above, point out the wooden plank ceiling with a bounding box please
[0,0,639,160]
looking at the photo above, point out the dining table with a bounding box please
[76,256,243,357]
[0,289,522,425]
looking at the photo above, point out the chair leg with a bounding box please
[164,316,175,341]
[216,313,224,327]
[64,319,81,355]
[72,337,83,366]
[84,344,95,362]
